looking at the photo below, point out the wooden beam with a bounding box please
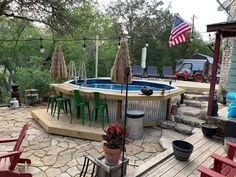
[207,22,236,32]
[207,31,221,116]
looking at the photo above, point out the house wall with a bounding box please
[219,1,236,89]
[227,40,236,92]
[219,38,233,87]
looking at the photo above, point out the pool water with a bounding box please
[68,78,174,92]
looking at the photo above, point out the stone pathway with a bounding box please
[0,106,187,177]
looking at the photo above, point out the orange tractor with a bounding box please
[175,62,205,82]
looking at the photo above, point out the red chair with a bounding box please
[0,123,31,176]
[198,141,236,177]
[0,149,32,177]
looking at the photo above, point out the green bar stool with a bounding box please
[90,92,109,128]
[71,90,90,125]
[47,95,62,115]
[53,97,72,120]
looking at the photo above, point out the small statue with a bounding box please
[141,86,153,96]
[212,96,218,116]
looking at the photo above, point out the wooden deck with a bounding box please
[126,131,225,177]
[31,108,104,141]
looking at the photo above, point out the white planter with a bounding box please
[10,98,19,109]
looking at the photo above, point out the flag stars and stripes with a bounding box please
[169,15,192,47]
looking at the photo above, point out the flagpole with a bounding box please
[191,14,195,42]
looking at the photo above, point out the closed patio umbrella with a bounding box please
[111,39,132,92]
[50,44,67,79]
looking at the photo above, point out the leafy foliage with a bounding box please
[14,57,52,100]
[102,123,128,150]
[0,0,90,34]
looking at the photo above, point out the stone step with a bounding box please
[177,106,202,117]
[184,100,208,109]
[174,114,205,128]
[185,93,209,102]
[159,121,193,135]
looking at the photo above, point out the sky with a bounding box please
[99,0,229,41]
[162,0,228,40]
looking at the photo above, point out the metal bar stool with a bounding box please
[46,95,62,115]
[71,90,90,125]
[53,97,72,120]
[90,92,109,128]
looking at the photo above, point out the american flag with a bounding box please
[169,15,191,47]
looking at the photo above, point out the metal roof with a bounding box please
[191,53,214,64]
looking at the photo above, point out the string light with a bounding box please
[190,36,194,42]
[118,36,121,48]
[83,38,86,51]
[39,37,44,53]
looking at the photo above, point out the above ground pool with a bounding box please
[58,78,184,124]
[66,78,175,92]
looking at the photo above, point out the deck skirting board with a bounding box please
[31,108,104,141]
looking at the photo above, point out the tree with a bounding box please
[0,0,92,34]
[107,0,212,73]
[107,0,173,62]
[0,16,46,91]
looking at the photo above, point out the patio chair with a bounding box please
[197,141,236,177]
[71,90,90,125]
[0,149,32,177]
[147,66,160,79]
[0,123,32,176]
[90,92,109,128]
[132,65,143,79]
[162,66,177,81]
[0,123,29,152]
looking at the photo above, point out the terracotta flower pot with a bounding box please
[103,144,122,166]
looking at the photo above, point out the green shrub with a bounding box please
[14,67,52,100]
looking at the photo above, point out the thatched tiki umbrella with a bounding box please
[111,39,132,93]
[111,38,132,177]
[50,44,67,80]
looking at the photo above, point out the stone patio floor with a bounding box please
[0,106,187,177]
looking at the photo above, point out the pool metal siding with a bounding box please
[107,98,167,124]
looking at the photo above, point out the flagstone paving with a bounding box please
[0,106,187,177]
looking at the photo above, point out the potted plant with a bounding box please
[201,117,218,138]
[102,123,128,166]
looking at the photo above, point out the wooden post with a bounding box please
[166,98,172,119]
[116,100,122,122]
[180,93,184,104]
[207,31,221,116]
[95,35,99,78]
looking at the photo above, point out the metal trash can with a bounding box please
[126,110,145,140]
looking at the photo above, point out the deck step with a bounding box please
[174,114,205,128]
[160,121,193,135]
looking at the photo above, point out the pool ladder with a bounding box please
[78,61,87,86]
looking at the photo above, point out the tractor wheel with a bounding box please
[194,74,204,82]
